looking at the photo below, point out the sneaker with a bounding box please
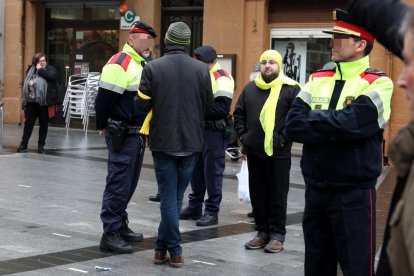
[196,214,218,226]
[264,240,284,253]
[179,208,202,220]
[153,251,169,265]
[17,145,28,153]
[169,256,184,268]
[245,237,269,250]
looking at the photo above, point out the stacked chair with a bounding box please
[63,72,100,134]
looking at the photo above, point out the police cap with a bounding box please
[194,45,217,63]
[323,9,374,43]
[129,21,157,38]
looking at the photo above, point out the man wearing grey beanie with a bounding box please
[137,21,214,268]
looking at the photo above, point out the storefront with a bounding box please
[44,0,205,83]
[45,4,120,80]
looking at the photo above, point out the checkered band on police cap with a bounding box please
[164,22,191,46]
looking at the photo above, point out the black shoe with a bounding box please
[99,231,133,254]
[38,146,45,154]
[17,145,28,153]
[247,211,254,218]
[196,214,218,226]
[179,208,202,220]
[149,193,160,202]
[119,223,143,242]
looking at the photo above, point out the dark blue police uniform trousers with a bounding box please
[303,184,376,276]
[187,124,226,216]
[101,132,145,233]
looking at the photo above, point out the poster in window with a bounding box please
[273,40,307,85]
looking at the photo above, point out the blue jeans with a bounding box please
[152,151,198,257]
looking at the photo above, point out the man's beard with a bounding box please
[261,72,278,83]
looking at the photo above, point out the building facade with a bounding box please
[1,0,412,161]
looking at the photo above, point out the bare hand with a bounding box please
[98,129,105,136]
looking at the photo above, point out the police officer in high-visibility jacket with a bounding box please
[95,21,157,254]
[286,9,393,276]
[180,45,234,226]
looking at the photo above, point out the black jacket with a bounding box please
[138,45,214,152]
[233,81,300,158]
[347,0,408,59]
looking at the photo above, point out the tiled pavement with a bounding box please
[0,124,394,275]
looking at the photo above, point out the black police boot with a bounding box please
[179,208,202,220]
[17,144,28,153]
[148,193,160,202]
[196,214,218,226]
[119,222,143,242]
[99,231,133,254]
[38,146,45,154]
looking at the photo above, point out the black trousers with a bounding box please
[21,102,49,147]
[303,185,376,276]
[247,156,291,241]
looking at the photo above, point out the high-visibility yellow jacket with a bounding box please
[95,43,149,130]
[286,55,394,188]
[205,61,234,121]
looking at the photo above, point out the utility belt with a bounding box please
[106,118,141,152]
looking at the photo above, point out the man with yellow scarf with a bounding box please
[234,49,300,253]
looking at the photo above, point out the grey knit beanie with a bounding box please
[164,22,191,46]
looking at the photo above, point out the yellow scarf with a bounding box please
[256,50,300,156]
[138,91,152,135]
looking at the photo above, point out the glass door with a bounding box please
[45,6,119,127]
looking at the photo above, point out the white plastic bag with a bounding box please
[237,160,250,203]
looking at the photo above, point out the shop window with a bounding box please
[271,28,332,85]
[91,7,120,20]
[50,8,83,20]
[45,5,119,127]
[49,6,119,21]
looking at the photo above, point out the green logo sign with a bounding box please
[124,10,136,23]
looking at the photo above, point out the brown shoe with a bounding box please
[264,240,284,253]
[153,251,169,265]
[245,237,269,250]
[169,256,184,268]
